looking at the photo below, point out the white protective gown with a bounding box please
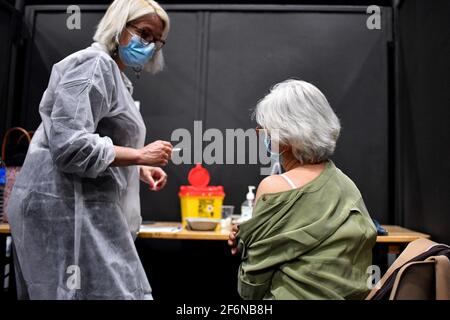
[8,42,152,299]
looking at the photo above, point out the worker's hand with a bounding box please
[140,166,168,191]
[228,224,240,255]
[138,140,173,166]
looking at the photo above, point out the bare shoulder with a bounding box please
[255,175,293,201]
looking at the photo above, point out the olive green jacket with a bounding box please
[237,161,377,300]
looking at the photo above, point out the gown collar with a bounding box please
[90,42,134,95]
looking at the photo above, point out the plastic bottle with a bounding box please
[0,157,6,216]
[240,186,255,221]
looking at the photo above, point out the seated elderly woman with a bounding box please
[229,79,377,300]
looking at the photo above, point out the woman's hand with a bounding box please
[138,140,173,166]
[228,224,240,255]
[140,166,168,191]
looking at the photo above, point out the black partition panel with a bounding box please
[204,9,392,223]
[22,5,392,223]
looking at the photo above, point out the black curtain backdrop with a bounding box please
[396,0,450,244]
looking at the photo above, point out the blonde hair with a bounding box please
[93,0,170,74]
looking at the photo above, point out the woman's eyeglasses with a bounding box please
[255,126,268,135]
[126,24,165,50]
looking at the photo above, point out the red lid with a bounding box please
[179,164,225,197]
[188,163,210,187]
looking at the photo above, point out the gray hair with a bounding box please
[255,79,341,165]
[93,0,170,74]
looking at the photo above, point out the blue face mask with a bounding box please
[118,33,156,69]
[264,135,284,174]
[264,135,285,159]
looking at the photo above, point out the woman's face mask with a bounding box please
[263,134,285,159]
[118,31,156,69]
[264,134,285,174]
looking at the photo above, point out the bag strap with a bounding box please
[426,255,450,300]
[1,127,33,161]
[389,260,434,300]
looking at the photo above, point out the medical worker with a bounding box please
[8,0,171,299]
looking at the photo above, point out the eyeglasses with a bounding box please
[255,126,268,135]
[126,24,166,50]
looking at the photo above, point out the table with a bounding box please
[0,222,430,242]
[1,222,430,262]
[138,223,431,243]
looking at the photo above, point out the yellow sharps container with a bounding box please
[179,164,225,227]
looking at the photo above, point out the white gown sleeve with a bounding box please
[48,60,116,178]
